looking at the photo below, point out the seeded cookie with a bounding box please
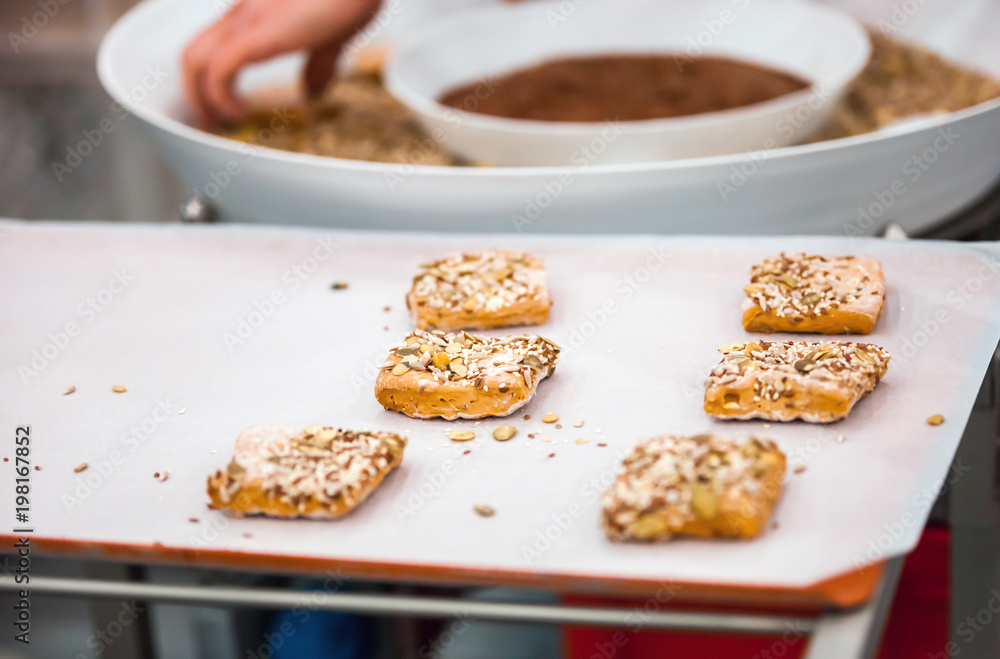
[705,341,890,423]
[375,329,559,419]
[742,254,885,334]
[407,250,551,331]
[207,425,406,518]
[602,433,786,541]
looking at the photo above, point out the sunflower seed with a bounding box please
[448,430,475,442]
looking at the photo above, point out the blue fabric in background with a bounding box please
[265,610,371,659]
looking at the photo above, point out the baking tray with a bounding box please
[2,220,999,608]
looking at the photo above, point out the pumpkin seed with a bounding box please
[854,347,874,363]
[522,354,544,369]
[691,485,718,519]
[779,274,799,289]
[794,359,816,373]
[449,358,468,377]
[718,343,745,353]
[493,426,516,441]
[432,351,451,369]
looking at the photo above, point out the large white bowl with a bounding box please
[96,0,1000,234]
[384,0,871,166]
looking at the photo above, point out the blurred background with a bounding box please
[0,0,184,223]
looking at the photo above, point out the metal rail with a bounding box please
[0,575,812,636]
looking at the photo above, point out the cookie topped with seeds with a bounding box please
[207,425,406,519]
[602,433,786,542]
[743,253,885,334]
[407,250,551,331]
[375,329,559,419]
[705,340,890,423]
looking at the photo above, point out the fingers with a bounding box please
[182,12,243,128]
[182,0,386,127]
[201,37,255,123]
[303,41,343,100]
[182,26,223,127]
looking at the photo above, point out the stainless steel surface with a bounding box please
[0,575,814,635]
[948,345,1000,658]
[803,557,905,659]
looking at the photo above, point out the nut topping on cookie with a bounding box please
[382,330,559,389]
[408,250,551,331]
[705,341,891,422]
[602,433,785,541]
[742,253,885,335]
[207,426,406,517]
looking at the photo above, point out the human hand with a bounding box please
[182,0,381,127]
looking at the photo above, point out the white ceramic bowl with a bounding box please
[96,0,1000,235]
[384,0,871,166]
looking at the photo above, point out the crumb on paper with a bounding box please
[74,463,88,473]
[64,386,76,395]
[331,282,349,290]
[793,464,806,474]
[112,385,127,393]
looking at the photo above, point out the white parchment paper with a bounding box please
[3,220,999,595]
